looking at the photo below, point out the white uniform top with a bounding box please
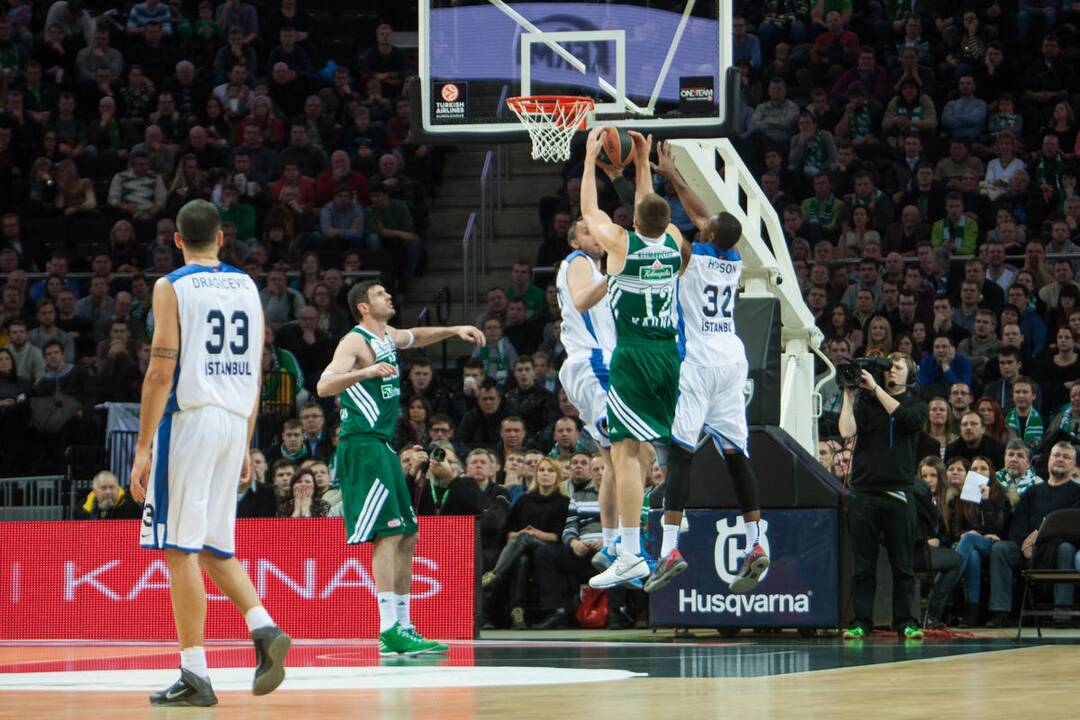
[166,263,265,417]
[677,243,745,367]
[556,250,615,363]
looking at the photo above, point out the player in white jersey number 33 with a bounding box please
[130,200,290,707]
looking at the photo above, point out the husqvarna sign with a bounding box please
[648,509,839,628]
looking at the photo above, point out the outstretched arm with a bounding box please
[581,127,628,257]
[652,140,710,231]
[387,325,485,350]
[628,130,654,207]
[316,332,396,397]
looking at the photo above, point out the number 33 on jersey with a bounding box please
[168,264,264,415]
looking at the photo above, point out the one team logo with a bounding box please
[714,517,770,586]
[441,83,460,103]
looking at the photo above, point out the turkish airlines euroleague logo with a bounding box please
[435,82,467,121]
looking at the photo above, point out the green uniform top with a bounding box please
[338,325,401,442]
[607,230,681,343]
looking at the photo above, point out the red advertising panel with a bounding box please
[0,517,476,640]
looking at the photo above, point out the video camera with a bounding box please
[836,356,893,389]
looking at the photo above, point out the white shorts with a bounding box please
[139,405,247,557]
[559,353,611,448]
[671,359,750,455]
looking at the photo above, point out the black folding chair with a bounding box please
[1016,508,1080,640]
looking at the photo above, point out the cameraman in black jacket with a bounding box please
[839,352,928,640]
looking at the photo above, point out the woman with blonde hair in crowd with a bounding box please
[863,315,893,356]
[54,159,96,216]
[482,456,570,629]
[924,396,958,457]
[166,153,210,215]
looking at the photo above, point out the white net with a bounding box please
[506,96,595,163]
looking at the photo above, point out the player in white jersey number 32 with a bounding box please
[642,143,770,596]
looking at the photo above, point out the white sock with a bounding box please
[377,592,397,633]
[180,646,208,679]
[244,605,274,633]
[660,523,679,558]
[745,520,762,549]
[619,526,641,556]
[601,527,618,552]
[394,593,412,630]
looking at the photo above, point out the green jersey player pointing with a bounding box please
[318,281,484,654]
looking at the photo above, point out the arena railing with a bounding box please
[0,271,382,284]
[462,212,479,323]
[800,252,1080,268]
[0,476,64,520]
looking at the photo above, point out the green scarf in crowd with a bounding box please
[1005,406,1044,451]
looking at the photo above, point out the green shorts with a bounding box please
[335,435,418,543]
[607,340,680,443]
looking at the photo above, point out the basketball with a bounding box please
[597,127,634,170]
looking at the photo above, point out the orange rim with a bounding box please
[506,95,594,130]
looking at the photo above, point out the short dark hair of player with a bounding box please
[514,356,533,368]
[282,418,302,433]
[479,377,501,394]
[347,280,382,321]
[176,199,222,249]
[634,192,671,238]
[706,211,742,251]
[411,356,433,370]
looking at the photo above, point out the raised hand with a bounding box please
[650,140,677,178]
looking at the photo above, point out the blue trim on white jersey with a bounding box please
[691,242,741,262]
[589,348,610,391]
[704,424,749,457]
[165,262,246,283]
[672,436,696,452]
[675,277,687,361]
[165,362,180,414]
[150,412,173,547]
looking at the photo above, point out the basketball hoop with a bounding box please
[506,96,595,163]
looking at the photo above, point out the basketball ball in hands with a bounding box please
[597,127,634,170]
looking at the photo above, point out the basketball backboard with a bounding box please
[411,0,740,144]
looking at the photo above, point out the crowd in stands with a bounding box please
[4,1,1080,630]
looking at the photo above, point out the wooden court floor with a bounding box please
[0,639,1077,720]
